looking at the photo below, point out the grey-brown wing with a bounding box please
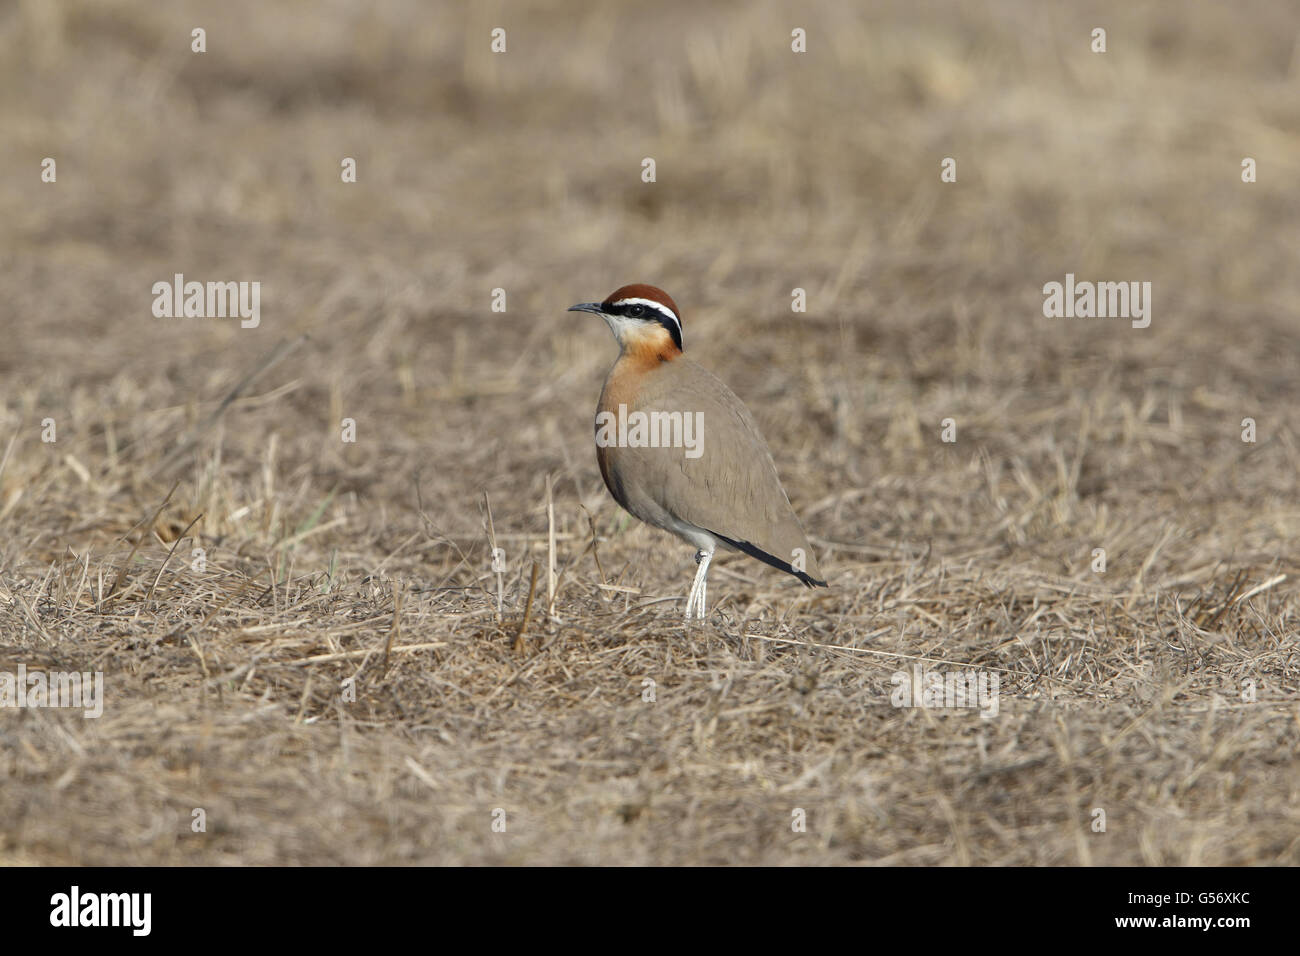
[624,358,822,580]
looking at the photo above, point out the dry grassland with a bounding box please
[1,0,1298,864]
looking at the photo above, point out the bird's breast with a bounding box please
[595,350,682,518]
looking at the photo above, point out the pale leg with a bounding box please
[685,549,713,621]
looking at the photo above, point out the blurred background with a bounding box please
[3,0,1298,523]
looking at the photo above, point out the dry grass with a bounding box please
[1,0,1299,865]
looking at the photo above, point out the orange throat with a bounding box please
[619,325,681,366]
[599,328,680,416]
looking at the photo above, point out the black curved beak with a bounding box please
[567,302,604,315]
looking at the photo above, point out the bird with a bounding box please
[569,283,826,621]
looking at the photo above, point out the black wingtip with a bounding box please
[713,532,828,588]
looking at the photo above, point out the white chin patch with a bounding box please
[601,313,654,341]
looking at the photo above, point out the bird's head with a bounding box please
[569,284,683,358]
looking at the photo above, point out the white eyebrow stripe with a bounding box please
[611,297,680,328]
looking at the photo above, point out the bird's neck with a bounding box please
[618,327,681,365]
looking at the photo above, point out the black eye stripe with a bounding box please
[600,299,686,351]
[604,299,684,351]
[609,301,672,323]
